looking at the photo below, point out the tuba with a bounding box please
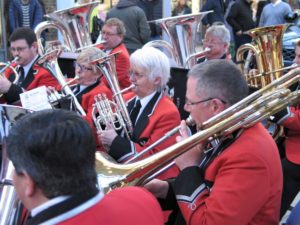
[144,11,213,69]
[236,24,289,89]
[0,105,31,225]
[34,1,100,55]
[96,67,300,193]
[38,48,86,116]
[90,52,133,139]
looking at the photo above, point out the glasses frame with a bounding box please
[185,97,227,106]
[74,62,93,72]
[9,46,29,53]
[129,71,145,79]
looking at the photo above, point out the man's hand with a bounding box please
[175,120,205,170]
[0,75,12,94]
[144,179,169,199]
[97,123,118,148]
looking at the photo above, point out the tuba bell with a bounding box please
[34,1,100,55]
[95,67,300,193]
[236,24,289,89]
[144,11,213,69]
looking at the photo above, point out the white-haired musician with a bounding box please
[98,46,181,180]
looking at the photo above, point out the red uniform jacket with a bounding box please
[99,43,131,90]
[169,123,282,225]
[75,80,113,125]
[3,61,58,104]
[280,104,300,164]
[28,187,164,225]
[108,92,181,180]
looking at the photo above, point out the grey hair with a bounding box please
[130,47,170,91]
[188,59,249,106]
[77,47,107,73]
[205,24,231,46]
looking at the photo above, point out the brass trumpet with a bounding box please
[96,67,300,193]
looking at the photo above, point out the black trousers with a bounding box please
[281,158,300,217]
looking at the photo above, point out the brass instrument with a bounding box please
[0,105,31,225]
[90,52,133,139]
[144,11,213,69]
[0,57,20,84]
[96,67,300,193]
[38,48,86,116]
[34,1,100,55]
[236,24,289,89]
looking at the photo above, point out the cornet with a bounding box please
[0,57,20,83]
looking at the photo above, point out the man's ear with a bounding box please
[23,172,37,197]
[211,98,226,115]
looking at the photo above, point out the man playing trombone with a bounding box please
[145,60,283,225]
[98,46,181,180]
[0,27,58,104]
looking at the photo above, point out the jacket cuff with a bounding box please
[4,84,23,104]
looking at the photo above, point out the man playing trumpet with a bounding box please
[98,46,181,180]
[0,27,58,104]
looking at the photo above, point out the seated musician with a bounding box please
[0,27,58,104]
[99,18,131,90]
[69,47,112,124]
[198,24,231,63]
[145,60,283,225]
[276,40,300,218]
[98,46,181,180]
[6,109,164,225]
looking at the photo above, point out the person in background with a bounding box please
[172,0,191,16]
[199,24,231,62]
[145,60,283,225]
[98,47,181,180]
[259,0,292,27]
[6,109,164,225]
[0,27,58,104]
[8,0,44,31]
[106,0,151,54]
[100,18,131,90]
[90,4,105,44]
[226,0,256,53]
[200,0,226,27]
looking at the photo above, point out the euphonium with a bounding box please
[96,67,300,193]
[90,52,133,139]
[144,11,213,69]
[34,1,100,55]
[236,24,289,89]
[38,48,86,116]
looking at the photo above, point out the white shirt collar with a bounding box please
[31,195,69,217]
[22,55,38,78]
[135,91,156,121]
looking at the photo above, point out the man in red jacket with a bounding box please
[6,109,164,225]
[99,18,131,90]
[0,27,58,104]
[145,59,283,225]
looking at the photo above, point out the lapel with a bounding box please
[131,92,162,141]
[76,80,100,104]
[21,57,40,89]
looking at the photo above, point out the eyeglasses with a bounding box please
[129,71,145,79]
[74,62,93,72]
[9,46,29,53]
[185,97,227,106]
[102,31,119,36]
[202,38,224,45]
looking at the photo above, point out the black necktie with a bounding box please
[130,99,141,125]
[18,66,25,85]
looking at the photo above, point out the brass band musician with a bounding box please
[0,27,58,104]
[98,46,181,180]
[145,60,283,225]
